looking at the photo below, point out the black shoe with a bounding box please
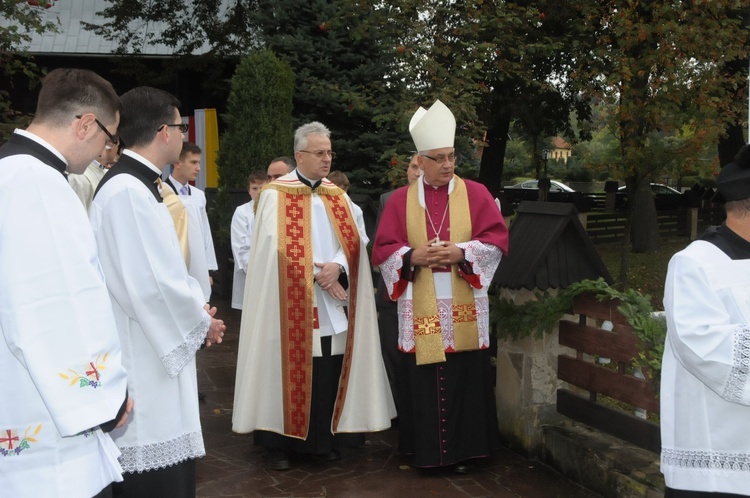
[453,461,475,474]
[198,392,206,401]
[317,450,341,462]
[267,450,292,471]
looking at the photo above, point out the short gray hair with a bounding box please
[294,122,331,151]
[726,198,750,216]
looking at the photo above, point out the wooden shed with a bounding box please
[493,201,613,290]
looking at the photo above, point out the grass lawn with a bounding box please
[594,237,692,310]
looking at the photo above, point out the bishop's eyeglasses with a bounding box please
[421,152,456,165]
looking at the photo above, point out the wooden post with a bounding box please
[604,181,619,212]
[689,207,698,240]
[578,212,588,231]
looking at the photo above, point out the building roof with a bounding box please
[3,1,212,56]
[493,201,613,290]
[552,136,571,150]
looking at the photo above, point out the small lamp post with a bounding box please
[539,149,551,202]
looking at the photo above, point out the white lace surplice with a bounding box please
[91,154,210,473]
[381,240,501,352]
[661,240,750,494]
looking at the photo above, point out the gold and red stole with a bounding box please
[271,181,361,439]
[406,175,479,365]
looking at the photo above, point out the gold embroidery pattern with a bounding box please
[322,192,361,432]
[277,191,314,439]
[414,315,441,336]
[452,303,478,323]
[406,176,480,363]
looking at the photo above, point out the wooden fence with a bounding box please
[579,206,725,244]
[557,292,660,453]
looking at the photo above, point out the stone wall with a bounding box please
[494,287,664,497]
[495,288,573,456]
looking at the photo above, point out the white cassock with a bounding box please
[230,199,255,310]
[90,150,210,474]
[662,239,750,494]
[167,176,218,302]
[0,130,128,497]
[67,160,106,212]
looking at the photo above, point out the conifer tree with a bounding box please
[211,50,294,244]
[249,0,408,194]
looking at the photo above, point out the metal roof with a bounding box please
[3,1,210,56]
[493,201,613,290]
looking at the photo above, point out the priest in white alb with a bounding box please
[661,143,750,497]
[372,99,508,473]
[232,122,395,471]
[0,68,131,498]
[90,86,225,497]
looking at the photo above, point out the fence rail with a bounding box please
[556,293,660,453]
[579,206,724,244]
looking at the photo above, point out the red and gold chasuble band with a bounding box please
[273,182,360,438]
[322,193,360,433]
[406,176,479,365]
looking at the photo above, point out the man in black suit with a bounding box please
[375,152,420,416]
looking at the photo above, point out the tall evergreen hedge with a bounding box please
[217,49,295,187]
[211,50,294,245]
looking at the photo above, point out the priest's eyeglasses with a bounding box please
[299,150,336,159]
[421,152,456,165]
[76,114,119,150]
[157,123,190,133]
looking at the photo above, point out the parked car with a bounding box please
[505,179,576,193]
[502,179,592,212]
[616,183,684,210]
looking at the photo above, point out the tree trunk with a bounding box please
[629,179,660,253]
[478,114,511,197]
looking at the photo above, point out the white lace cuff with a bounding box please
[722,325,750,404]
[160,313,210,378]
[380,246,411,298]
[456,241,503,288]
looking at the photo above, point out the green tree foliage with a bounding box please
[217,50,294,187]
[249,0,408,194]
[379,1,593,196]
[210,49,294,244]
[83,0,255,108]
[70,0,750,237]
[0,0,57,140]
[89,0,408,194]
[83,0,259,56]
[566,2,748,254]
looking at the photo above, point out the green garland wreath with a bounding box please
[490,278,666,388]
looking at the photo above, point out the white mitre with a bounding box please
[408,99,456,152]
